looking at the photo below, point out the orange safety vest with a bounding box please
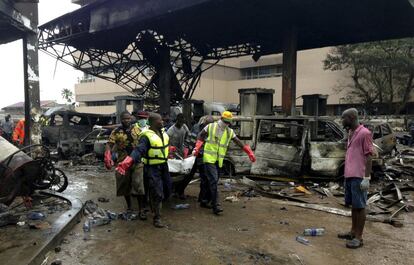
[12,119,25,144]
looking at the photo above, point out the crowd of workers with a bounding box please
[0,114,25,145]
[0,108,377,249]
[104,110,256,228]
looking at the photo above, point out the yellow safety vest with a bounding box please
[141,129,169,165]
[203,122,234,168]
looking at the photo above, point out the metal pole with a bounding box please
[282,26,298,116]
[17,1,41,146]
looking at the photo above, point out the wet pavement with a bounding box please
[36,164,414,265]
[0,192,82,265]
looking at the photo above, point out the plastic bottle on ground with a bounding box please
[296,236,310,245]
[303,228,325,236]
[83,220,91,240]
[172,204,190,210]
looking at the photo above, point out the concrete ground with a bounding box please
[40,165,414,265]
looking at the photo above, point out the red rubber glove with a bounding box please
[169,146,177,153]
[192,140,204,157]
[104,150,114,170]
[116,156,134,175]
[243,144,256,163]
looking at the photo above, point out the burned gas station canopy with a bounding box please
[38,0,414,112]
[0,0,35,45]
[40,0,414,57]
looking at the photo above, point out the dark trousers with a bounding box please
[197,159,211,203]
[175,166,195,196]
[204,163,220,208]
[145,163,172,218]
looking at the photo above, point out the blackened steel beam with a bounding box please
[282,26,298,116]
[18,2,41,146]
[158,47,171,114]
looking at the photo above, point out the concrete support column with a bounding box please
[18,2,41,146]
[181,100,192,127]
[282,26,298,116]
[115,97,127,123]
[158,48,171,115]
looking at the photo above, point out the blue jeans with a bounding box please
[344,177,367,209]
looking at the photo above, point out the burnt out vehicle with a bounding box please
[361,121,397,155]
[42,111,115,157]
[220,116,382,179]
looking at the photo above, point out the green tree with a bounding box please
[61,88,74,104]
[324,39,414,114]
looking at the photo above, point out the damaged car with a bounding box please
[218,116,383,179]
[42,110,115,157]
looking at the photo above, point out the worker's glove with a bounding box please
[243,144,256,163]
[104,150,114,170]
[93,125,103,130]
[192,140,204,157]
[360,178,370,191]
[116,156,134,175]
[169,146,177,153]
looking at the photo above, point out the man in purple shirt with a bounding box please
[338,108,373,249]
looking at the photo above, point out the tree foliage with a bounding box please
[61,88,74,104]
[324,38,414,114]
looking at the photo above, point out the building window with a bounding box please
[85,101,115,107]
[241,65,282,80]
[79,73,96,83]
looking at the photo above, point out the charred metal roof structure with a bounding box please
[0,0,34,44]
[39,0,414,113]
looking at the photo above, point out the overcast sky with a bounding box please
[0,0,82,109]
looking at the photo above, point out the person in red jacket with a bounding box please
[12,118,25,146]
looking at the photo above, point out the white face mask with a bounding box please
[218,119,228,128]
[138,119,147,128]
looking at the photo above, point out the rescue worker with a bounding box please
[188,115,214,207]
[116,113,172,228]
[1,114,14,142]
[134,110,149,131]
[193,111,256,215]
[104,111,147,220]
[12,118,25,146]
[167,113,190,158]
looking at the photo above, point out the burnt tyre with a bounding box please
[49,168,68,193]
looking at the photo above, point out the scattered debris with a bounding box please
[295,236,310,245]
[97,197,110,203]
[225,196,240,203]
[118,212,138,221]
[171,204,190,210]
[27,212,46,221]
[237,177,309,203]
[295,186,312,195]
[50,259,62,265]
[29,221,51,230]
[288,253,305,265]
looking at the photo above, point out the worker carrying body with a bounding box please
[105,111,147,220]
[116,113,172,228]
[192,111,256,215]
[12,118,25,146]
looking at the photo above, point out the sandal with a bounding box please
[346,238,364,249]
